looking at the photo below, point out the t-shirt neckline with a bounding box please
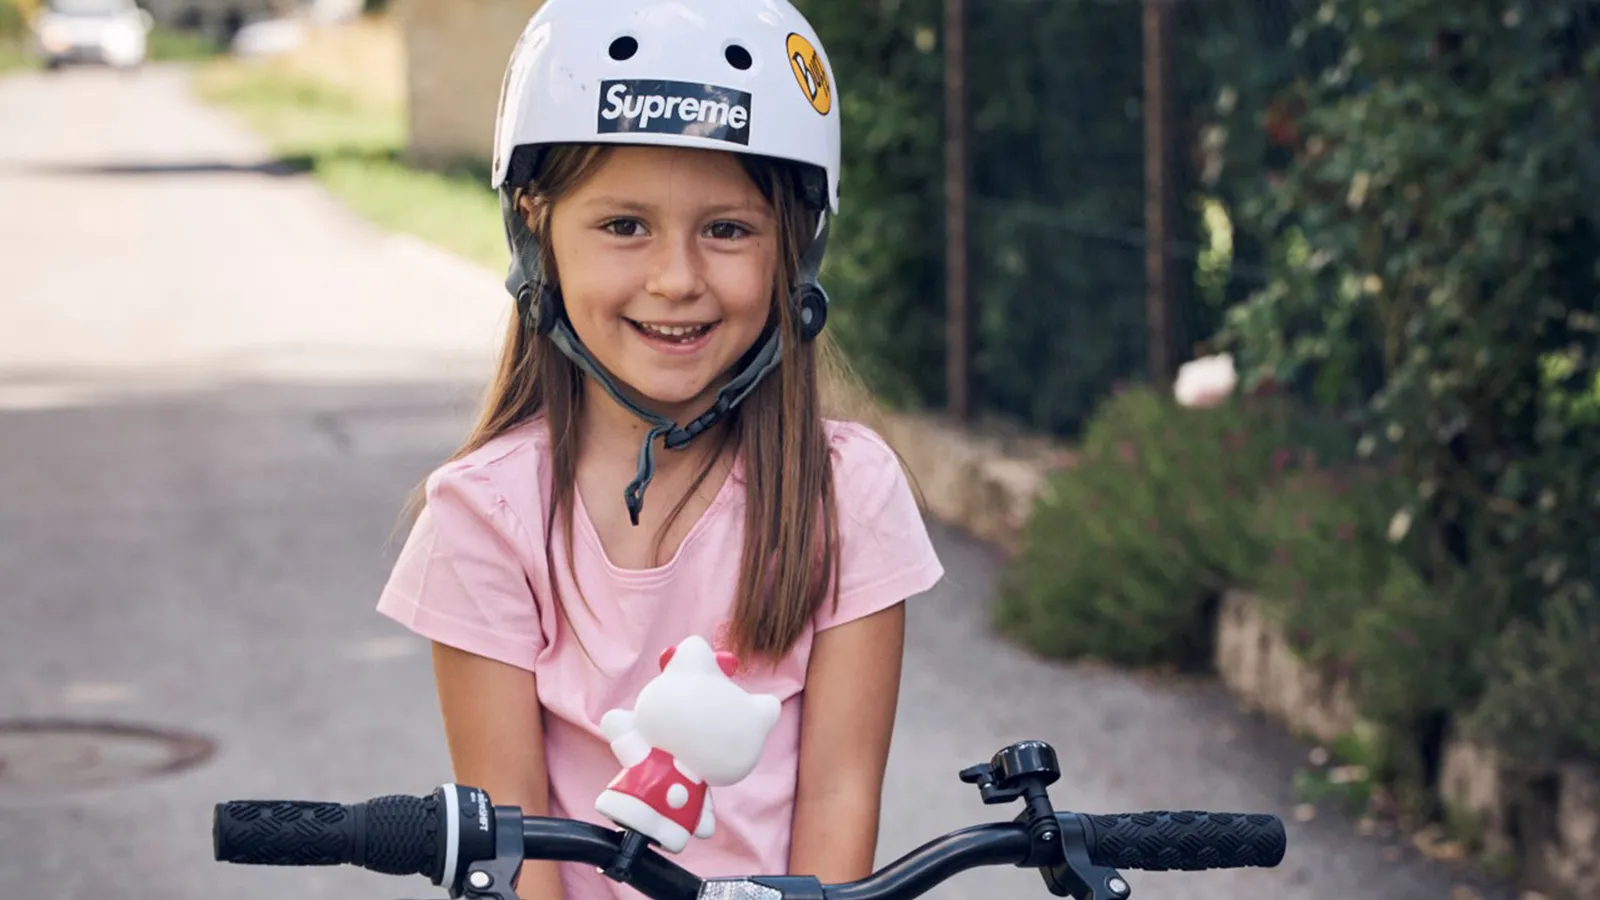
[570,452,744,584]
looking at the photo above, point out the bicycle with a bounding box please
[212,738,1287,900]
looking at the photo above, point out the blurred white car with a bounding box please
[229,16,304,57]
[32,0,154,70]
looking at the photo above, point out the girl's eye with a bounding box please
[603,218,644,237]
[707,221,749,240]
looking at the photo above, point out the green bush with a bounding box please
[0,0,25,71]
[1246,464,1496,790]
[795,0,947,411]
[964,0,1151,434]
[995,382,1352,667]
[1213,0,1600,763]
[147,26,222,62]
[994,402,1216,667]
[793,0,1319,434]
[0,1,22,38]
[1467,593,1600,764]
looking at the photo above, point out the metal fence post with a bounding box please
[945,0,971,422]
[1143,0,1175,385]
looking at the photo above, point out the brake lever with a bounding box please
[455,807,526,900]
[1043,814,1132,900]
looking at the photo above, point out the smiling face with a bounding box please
[540,145,779,421]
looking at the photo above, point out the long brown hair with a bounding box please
[403,144,877,664]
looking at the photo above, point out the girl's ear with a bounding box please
[516,190,539,228]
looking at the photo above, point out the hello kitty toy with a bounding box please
[594,635,781,853]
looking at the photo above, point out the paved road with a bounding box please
[0,64,1514,900]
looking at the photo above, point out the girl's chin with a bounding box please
[638,390,718,417]
[608,374,720,417]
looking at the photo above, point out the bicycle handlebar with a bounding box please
[212,741,1286,900]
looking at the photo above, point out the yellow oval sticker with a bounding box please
[786,33,832,116]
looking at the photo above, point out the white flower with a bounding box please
[1173,353,1239,409]
[1387,508,1413,543]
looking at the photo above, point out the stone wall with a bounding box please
[1212,589,1368,747]
[877,412,1600,900]
[1214,586,1598,900]
[394,0,545,170]
[1438,736,1600,900]
[875,411,1070,554]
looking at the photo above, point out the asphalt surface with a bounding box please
[0,64,1516,900]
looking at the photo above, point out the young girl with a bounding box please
[376,1,945,898]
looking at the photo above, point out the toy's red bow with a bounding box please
[658,644,739,677]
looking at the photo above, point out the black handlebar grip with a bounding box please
[1082,811,1286,871]
[213,800,357,867]
[360,794,445,878]
[213,794,444,881]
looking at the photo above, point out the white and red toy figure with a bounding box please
[594,635,782,853]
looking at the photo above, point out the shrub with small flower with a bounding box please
[999,351,1500,794]
[995,354,1355,668]
[1211,0,1600,770]
[1247,463,1495,789]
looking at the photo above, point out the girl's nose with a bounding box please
[644,233,707,302]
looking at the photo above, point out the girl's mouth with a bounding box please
[628,319,720,353]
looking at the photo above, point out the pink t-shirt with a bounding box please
[375,416,945,900]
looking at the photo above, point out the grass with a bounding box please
[189,18,509,272]
[148,26,224,62]
[0,0,21,73]
[0,36,25,73]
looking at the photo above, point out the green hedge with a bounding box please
[0,0,26,73]
[996,378,1502,801]
[995,383,1355,668]
[0,0,22,37]
[798,0,1315,434]
[1001,0,1600,787]
[797,0,947,412]
[1214,0,1600,766]
[964,1,1153,433]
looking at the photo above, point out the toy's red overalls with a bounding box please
[605,746,707,835]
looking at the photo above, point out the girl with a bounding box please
[376,1,945,898]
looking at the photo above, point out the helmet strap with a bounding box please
[794,213,830,340]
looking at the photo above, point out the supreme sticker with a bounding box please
[597,80,752,145]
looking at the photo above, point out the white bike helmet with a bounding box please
[490,0,842,526]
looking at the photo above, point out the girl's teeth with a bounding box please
[637,322,710,338]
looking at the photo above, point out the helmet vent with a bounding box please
[724,43,753,70]
[608,36,638,61]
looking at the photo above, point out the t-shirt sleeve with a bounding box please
[814,423,946,632]
[375,463,547,672]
